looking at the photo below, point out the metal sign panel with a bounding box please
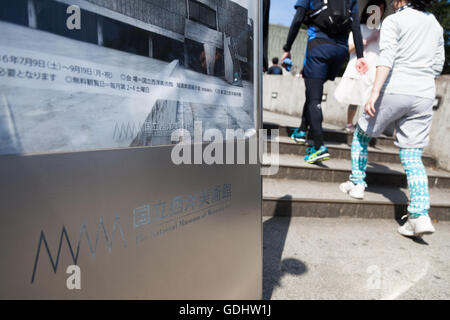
[0,0,262,299]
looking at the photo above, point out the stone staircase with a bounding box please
[262,111,450,221]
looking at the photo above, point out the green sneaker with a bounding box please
[305,146,315,155]
[304,146,331,164]
[290,129,307,144]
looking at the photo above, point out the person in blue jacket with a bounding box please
[281,0,368,164]
[268,57,284,75]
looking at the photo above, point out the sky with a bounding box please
[269,0,298,26]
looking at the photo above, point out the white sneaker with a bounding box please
[398,215,435,237]
[349,184,365,199]
[339,181,355,194]
[339,181,365,199]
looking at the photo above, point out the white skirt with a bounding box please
[334,76,373,106]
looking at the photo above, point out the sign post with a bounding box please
[0,0,262,299]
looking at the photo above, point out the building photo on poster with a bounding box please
[0,0,256,155]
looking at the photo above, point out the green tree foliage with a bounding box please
[429,0,450,74]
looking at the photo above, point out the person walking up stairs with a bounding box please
[339,0,445,238]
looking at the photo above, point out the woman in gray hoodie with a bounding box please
[340,0,445,237]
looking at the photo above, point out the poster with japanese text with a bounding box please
[0,0,256,155]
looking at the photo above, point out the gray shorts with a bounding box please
[358,93,434,149]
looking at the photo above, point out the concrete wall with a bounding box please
[428,75,450,171]
[268,24,307,76]
[217,0,249,59]
[263,75,352,122]
[34,0,250,80]
[263,74,450,171]
[86,0,188,35]
[84,0,249,60]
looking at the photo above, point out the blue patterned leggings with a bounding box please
[349,126,430,218]
[349,126,371,188]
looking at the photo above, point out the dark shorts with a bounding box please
[302,39,348,81]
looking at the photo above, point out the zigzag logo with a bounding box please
[31,215,127,284]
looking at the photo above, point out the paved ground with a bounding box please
[263,216,450,300]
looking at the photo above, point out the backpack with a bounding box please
[305,0,353,35]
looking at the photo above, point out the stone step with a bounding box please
[262,154,450,189]
[263,178,450,220]
[263,122,394,147]
[265,136,437,168]
[263,110,395,147]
